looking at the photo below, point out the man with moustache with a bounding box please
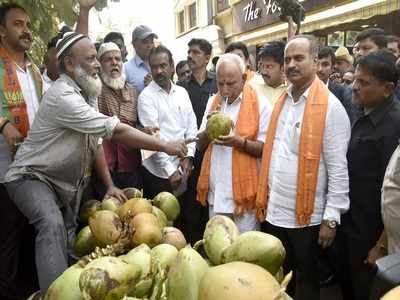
[125,25,158,93]
[354,28,387,62]
[256,35,351,300]
[96,42,143,193]
[178,38,217,244]
[138,45,198,200]
[3,33,188,296]
[249,41,287,108]
[339,50,400,300]
[175,60,191,84]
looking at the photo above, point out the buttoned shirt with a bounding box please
[5,74,119,205]
[138,81,197,179]
[198,93,271,214]
[98,82,140,173]
[266,84,351,228]
[249,74,287,109]
[124,55,150,93]
[344,96,400,242]
[0,62,41,182]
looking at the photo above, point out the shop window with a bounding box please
[188,3,197,29]
[177,10,185,34]
[216,0,229,13]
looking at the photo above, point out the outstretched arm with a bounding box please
[76,0,97,35]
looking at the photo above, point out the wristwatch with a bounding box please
[322,219,337,229]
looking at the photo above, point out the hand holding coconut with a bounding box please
[104,185,127,203]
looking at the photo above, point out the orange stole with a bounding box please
[197,84,260,215]
[255,77,329,226]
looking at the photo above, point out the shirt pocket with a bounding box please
[290,121,302,154]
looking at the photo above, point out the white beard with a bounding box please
[101,72,126,90]
[74,65,102,98]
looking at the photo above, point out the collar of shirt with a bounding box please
[366,96,395,127]
[59,73,97,107]
[286,84,311,105]
[134,55,146,68]
[150,80,178,95]
[189,71,215,85]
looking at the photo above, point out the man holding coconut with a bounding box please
[256,35,351,300]
[196,53,271,233]
[3,33,189,296]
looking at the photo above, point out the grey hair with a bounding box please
[216,53,246,75]
[287,34,319,57]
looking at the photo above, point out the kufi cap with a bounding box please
[56,32,86,59]
[97,42,120,59]
[335,46,354,65]
[131,25,158,41]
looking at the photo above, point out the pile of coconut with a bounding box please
[44,188,292,300]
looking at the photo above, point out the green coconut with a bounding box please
[151,243,179,270]
[44,264,84,300]
[198,262,292,300]
[153,192,180,221]
[166,246,209,300]
[101,197,122,213]
[131,213,163,248]
[201,215,240,265]
[382,286,400,300]
[74,226,97,257]
[79,256,142,300]
[88,210,122,247]
[122,244,153,298]
[152,206,168,228]
[123,187,143,199]
[118,198,152,220]
[206,113,233,140]
[79,200,102,224]
[162,227,187,250]
[222,231,285,275]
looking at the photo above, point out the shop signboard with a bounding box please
[233,0,347,34]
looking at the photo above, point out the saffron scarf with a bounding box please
[197,84,260,215]
[255,77,329,226]
[0,46,42,137]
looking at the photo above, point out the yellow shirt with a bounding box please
[249,74,287,109]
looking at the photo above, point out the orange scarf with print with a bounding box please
[256,77,329,226]
[0,46,42,137]
[197,84,260,215]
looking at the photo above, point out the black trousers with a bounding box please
[140,166,173,199]
[0,184,38,300]
[261,222,320,300]
[335,228,377,300]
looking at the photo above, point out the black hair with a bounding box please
[318,46,336,65]
[0,3,27,26]
[104,31,124,43]
[188,38,212,56]
[355,28,387,49]
[149,45,174,66]
[225,42,250,59]
[58,47,72,74]
[357,49,398,85]
[387,35,400,48]
[175,60,188,73]
[258,41,285,66]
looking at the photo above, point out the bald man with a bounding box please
[256,35,351,300]
[196,53,271,232]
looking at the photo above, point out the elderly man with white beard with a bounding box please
[95,42,144,194]
[3,32,189,296]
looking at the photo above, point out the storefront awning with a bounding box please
[232,0,399,45]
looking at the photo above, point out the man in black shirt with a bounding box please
[178,38,217,244]
[339,50,400,300]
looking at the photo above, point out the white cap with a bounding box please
[97,42,121,60]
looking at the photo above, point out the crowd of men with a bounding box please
[1,1,400,300]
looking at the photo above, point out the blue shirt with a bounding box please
[124,55,150,94]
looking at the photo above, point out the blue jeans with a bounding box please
[6,178,69,295]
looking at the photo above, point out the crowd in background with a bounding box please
[1,1,400,300]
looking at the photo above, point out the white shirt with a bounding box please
[266,84,351,228]
[0,64,41,182]
[42,69,56,93]
[198,94,271,214]
[138,81,198,179]
[381,145,400,254]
